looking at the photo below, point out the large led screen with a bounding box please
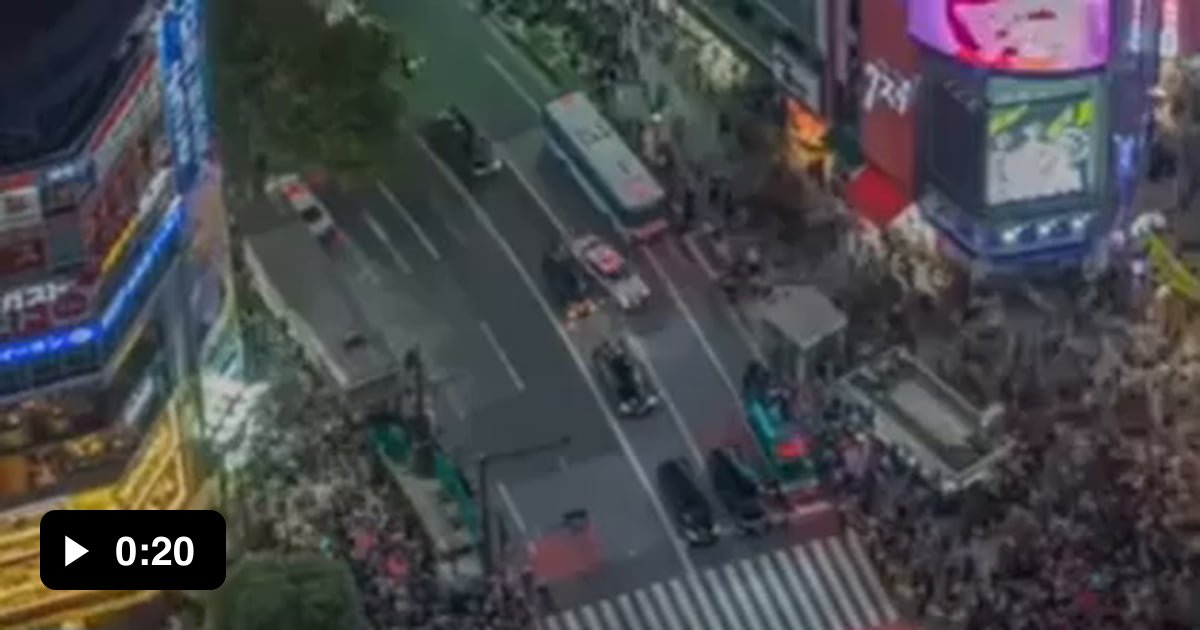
[986,94,1097,206]
[910,0,1111,72]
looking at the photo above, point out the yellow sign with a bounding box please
[1147,234,1200,302]
[100,218,140,274]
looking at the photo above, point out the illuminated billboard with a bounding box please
[909,0,1111,72]
[985,93,1098,207]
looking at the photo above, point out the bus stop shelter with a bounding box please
[748,285,847,383]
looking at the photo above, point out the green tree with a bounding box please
[207,555,364,630]
[209,0,404,188]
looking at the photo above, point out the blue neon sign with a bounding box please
[158,0,209,194]
[0,199,184,366]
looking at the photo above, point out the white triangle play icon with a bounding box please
[64,536,88,567]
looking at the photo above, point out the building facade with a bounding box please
[0,0,238,626]
[909,0,1117,271]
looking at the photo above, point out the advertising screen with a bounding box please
[909,0,1111,72]
[861,0,920,194]
[985,93,1097,206]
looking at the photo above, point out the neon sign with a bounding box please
[0,197,184,365]
[910,0,1111,73]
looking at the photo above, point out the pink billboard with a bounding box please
[909,0,1111,73]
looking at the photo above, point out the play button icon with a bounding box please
[63,536,88,567]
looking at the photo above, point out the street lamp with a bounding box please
[477,435,572,577]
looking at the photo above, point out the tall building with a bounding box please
[910,0,1117,272]
[0,0,239,625]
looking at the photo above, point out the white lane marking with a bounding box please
[562,609,584,630]
[599,600,623,629]
[685,572,724,630]
[811,538,863,630]
[753,0,792,27]
[485,54,543,111]
[723,562,767,630]
[759,553,806,630]
[362,210,414,274]
[634,588,666,630]
[504,156,571,235]
[704,567,748,630]
[679,231,720,280]
[415,135,696,576]
[828,536,883,627]
[793,543,846,630]
[480,320,526,391]
[617,593,646,630]
[625,334,706,469]
[641,249,742,401]
[739,558,786,630]
[441,213,468,244]
[651,582,686,630]
[376,180,442,260]
[662,238,763,362]
[495,480,528,538]
[668,578,706,630]
[775,547,827,630]
[478,19,560,94]
[543,615,563,630]
[579,605,604,630]
[504,154,712,480]
[846,529,899,621]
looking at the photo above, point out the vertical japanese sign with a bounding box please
[158,0,210,194]
[861,0,920,196]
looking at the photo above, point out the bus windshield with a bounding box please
[542,92,669,240]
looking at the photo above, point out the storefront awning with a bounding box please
[845,166,908,229]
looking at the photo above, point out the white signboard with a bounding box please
[0,187,42,232]
[0,280,72,316]
[771,42,822,113]
[861,61,917,115]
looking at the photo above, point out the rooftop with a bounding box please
[750,284,847,351]
[842,348,1009,490]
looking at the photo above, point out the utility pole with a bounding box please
[403,347,435,478]
[477,435,571,577]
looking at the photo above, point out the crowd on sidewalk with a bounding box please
[229,285,534,629]
[815,273,1200,630]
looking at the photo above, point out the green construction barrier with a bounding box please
[434,453,480,541]
[370,424,412,464]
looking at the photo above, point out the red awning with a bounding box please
[845,166,909,229]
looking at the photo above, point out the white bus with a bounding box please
[542,92,669,241]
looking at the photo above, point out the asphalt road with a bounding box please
[307,0,829,606]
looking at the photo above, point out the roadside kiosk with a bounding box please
[747,285,848,384]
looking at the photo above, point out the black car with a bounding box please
[709,448,769,535]
[592,339,659,417]
[541,245,595,321]
[657,459,718,546]
[437,106,502,176]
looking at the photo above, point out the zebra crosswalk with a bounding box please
[542,532,900,630]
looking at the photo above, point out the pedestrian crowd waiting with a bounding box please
[813,273,1200,630]
[234,300,533,629]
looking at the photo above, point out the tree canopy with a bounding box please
[207,555,363,630]
[209,0,404,186]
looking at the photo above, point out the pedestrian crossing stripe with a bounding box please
[542,532,900,630]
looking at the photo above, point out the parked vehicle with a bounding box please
[657,459,717,546]
[708,448,769,535]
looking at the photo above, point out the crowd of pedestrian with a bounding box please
[229,286,534,629]
[815,270,1200,630]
